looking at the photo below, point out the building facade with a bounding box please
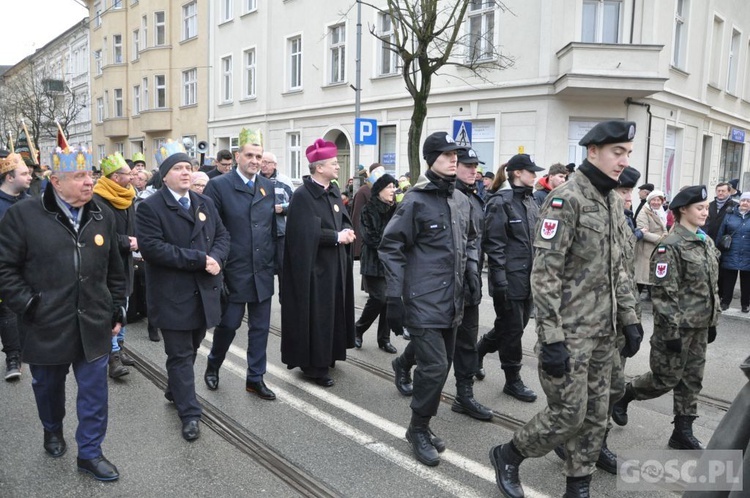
[86,0,209,168]
[207,0,750,198]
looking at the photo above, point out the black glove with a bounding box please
[23,293,41,323]
[620,323,644,358]
[112,305,127,328]
[707,326,717,344]
[540,342,571,378]
[665,338,682,354]
[386,297,405,336]
[492,284,507,302]
[465,269,481,303]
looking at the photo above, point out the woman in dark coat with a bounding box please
[717,191,750,312]
[355,174,398,353]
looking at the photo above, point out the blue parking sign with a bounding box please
[355,118,378,145]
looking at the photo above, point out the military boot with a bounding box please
[611,383,635,426]
[117,340,135,366]
[563,475,591,498]
[597,428,617,474]
[489,442,525,498]
[668,415,704,450]
[475,335,490,380]
[108,352,129,379]
[503,367,537,402]
[406,414,440,466]
[391,356,413,396]
[451,383,493,421]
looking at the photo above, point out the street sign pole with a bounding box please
[353,0,362,193]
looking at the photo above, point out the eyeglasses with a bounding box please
[192,183,207,189]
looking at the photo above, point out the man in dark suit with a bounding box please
[206,149,233,179]
[136,145,230,442]
[203,129,277,400]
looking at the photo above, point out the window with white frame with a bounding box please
[378,13,397,75]
[98,145,106,162]
[221,0,233,22]
[153,138,166,155]
[288,35,302,90]
[114,88,123,117]
[745,41,750,100]
[133,85,141,115]
[581,0,622,43]
[102,36,107,65]
[182,68,197,105]
[96,97,104,122]
[244,0,257,14]
[113,0,122,9]
[468,0,495,61]
[672,0,688,69]
[155,75,166,108]
[329,24,346,84]
[115,142,124,155]
[221,56,233,102]
[94,1,102,28]
[727,29,741,95]
[104,90,109,118]
[183,2,197,40]
[230,137,239,153]
[94,50,102,75]
[155,11,166,46]
[142,77,149,111]
[113,35,123,63]
[132,29,140,60]
[243,48,256,98]
[288,132,301,178]
[709,17,724,87]
[141,15,148,50]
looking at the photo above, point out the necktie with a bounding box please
[178,197,190,210]
[247,179,254,191]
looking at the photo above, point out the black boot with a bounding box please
[117,340,135,366]
[503,367,537,402]
[489,442,525,498]
[451,383,493,421]
[596,428,617,474]
[108,352,129,378]
[148,323,160,342]
[611,383,635,426]
[392,356,413,396]
[475,336,490,380]
[668,415,704,450]
[563,475,591,498]
[406,413,440,466]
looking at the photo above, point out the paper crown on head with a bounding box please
[132,152,146,164]
[100,152,129,177]
[51,146,93,172]
[368,166,386,185]
[239,128,263,148]
[0,153,25,175]
[154,139,186,167]
[306,138,338,163]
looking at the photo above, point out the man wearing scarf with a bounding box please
[489,121,643,498]
[379,131,479,467]
[93,153,137,379]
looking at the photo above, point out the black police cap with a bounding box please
[457,148,485,165]
[422,132,465,158]
[618,167,641,189]
[669,185,708,211]
[506,154,544,172]
[579,120,636,146]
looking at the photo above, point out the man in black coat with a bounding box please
[0,160,126,481]
[203,130,277,400]
[206,149,233,179]
[136,149,230,442]
[280,139,356,387]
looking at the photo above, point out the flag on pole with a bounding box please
[14,127,38,167]
[56,121,70,152]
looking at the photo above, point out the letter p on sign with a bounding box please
[355,118,378,145]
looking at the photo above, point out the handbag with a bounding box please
[719,234,732,251]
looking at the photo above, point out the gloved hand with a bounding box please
[386,297,405,336]
[465,269,481,303]
[620,323,644,358]
[665,338,683,354]
[540,342,571,378]
[707,326,717,344]
[112,305,127,328]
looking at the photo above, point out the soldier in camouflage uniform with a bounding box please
[612,185,720,450]
[489,121,644,498]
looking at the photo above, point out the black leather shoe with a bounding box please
[475,367,486,381]
[246,379,276,400]
[164,391,174,402]
[451,396,494,421]
[354,334,363,349]
[378,342,398,354]
[392,357,413,396]
[489,444,525,498]
[314,376,334,387]
[77,455,119,481]
[503,379,538,402]
[428,428,446,453]
[43,430,66,458]
[148,323,160,342]
[406,425,440,466]
[204,365,219,391]
[182,420,200,441]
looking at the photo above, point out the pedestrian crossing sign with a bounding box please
[453,120,472,147]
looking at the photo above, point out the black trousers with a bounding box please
[720,268,750,308]
[399,327,456,418]
[484,295,532,371]
[453,305,479,388]
[162,328,206,422]
[0,301,21,358]
[355,276,390,344]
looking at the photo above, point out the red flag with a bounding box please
[56,124,70,151]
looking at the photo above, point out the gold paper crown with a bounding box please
[51,146,93,172]
[0,153,25,175]
[100,152,129,177]
[239,128,263,148]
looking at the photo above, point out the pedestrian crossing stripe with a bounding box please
[551,198,564,209]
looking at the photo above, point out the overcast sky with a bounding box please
[1,0,89,66]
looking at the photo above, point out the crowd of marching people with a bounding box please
[0,118,742,496]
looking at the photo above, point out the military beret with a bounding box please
[579,120,636,146]
[669,185,708,211]
[618,167,641,189]
[506,154,544,172]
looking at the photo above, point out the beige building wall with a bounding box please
[87,0,209,170]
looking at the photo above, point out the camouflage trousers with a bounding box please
[607,333,627,430]
[630,327,707,416]
[513,333,615,477]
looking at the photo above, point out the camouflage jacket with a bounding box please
[650,224,720,340]
[531,170,638,344]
